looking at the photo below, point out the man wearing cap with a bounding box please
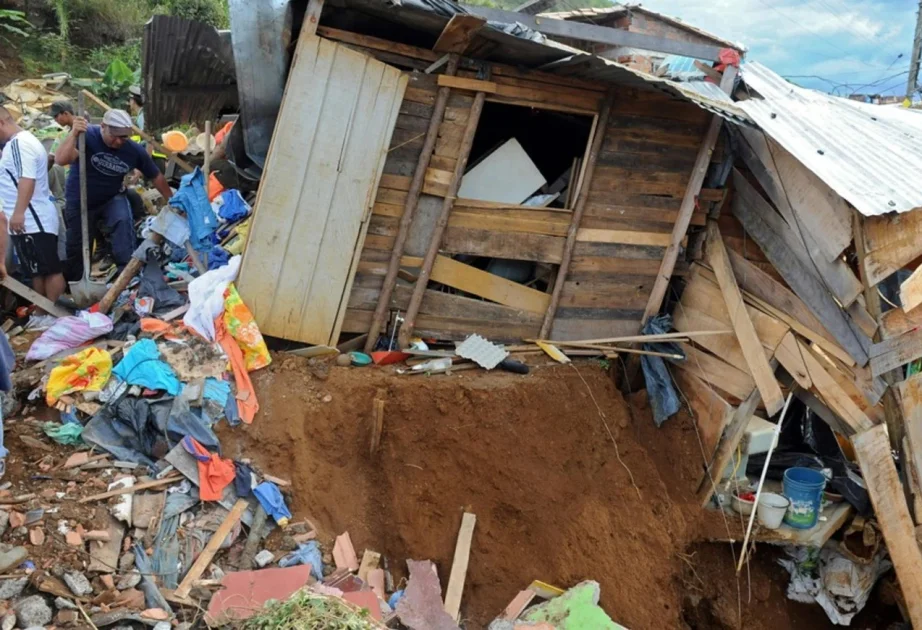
[55,109,173,278]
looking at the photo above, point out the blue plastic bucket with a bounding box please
[782,467,827,529]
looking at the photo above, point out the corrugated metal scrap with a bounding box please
[739,61,922,216]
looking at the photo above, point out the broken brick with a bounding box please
[100,575,115,591]
[141,608,169,620]
[8,512,24,529]
[83,531,110,542]
[28,528,44,546]
[63,452,90,469]
[332,532,359,572]
[65,532,83,547]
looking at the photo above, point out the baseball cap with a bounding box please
[50,101,74,117]
[102,109,134,136]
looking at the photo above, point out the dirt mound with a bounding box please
[218,354,901,629]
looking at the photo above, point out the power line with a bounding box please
[809,0,883,48]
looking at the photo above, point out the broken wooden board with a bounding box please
[869,326,922,378]
[901,265,922,314]
[705,221,784,415]
[671,368,734,459]
[672,342,755,402]
[175,499,249,599]
[697,386,762,505]
[88,516,125,573]
[1,276,70,318]
[731,169,870,366]
[862,209,922,287]
[880,304,922,341]
[433,15,485,54]
[852,425,922,627]
[710,501,853,547]
[444,512,476,622]
[899,375,922,526]
[737,128,852,263]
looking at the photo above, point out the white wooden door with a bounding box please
[238,33,407,345]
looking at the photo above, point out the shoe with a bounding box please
[25,314,56,331]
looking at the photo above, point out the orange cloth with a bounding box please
[183,436,235,501]
[215,315,258,424]
[208,172,225,202]
[214,121,234,145]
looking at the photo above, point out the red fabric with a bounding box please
[214,121,234,145]
[215,315,258,424]
[715,48,742,74]
[187,437,236,501]
[208,172,225,202]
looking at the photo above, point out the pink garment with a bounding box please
[26,312,113,361]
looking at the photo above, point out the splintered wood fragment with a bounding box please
[902,265,922,314]
[358,550,381,582]
[78,475,182,503]
[697,385,762,505]
[2,277,70,318]
[869,327,922,378]
[852,425,922,627]
[444,512,476,622]
[705,221,784,416]
[174,499,249,599]
[433,14,486,54]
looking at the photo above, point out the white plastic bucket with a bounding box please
[757,493,790,530]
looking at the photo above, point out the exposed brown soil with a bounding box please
[217,354,903,629]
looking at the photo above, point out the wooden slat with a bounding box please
[851,425,922,628]
[671,367,734,459]
[672,343,755,401]
[433,15,485,54]
[441,227,565,263]
[880,304,922,340]
[869,326,922,377]
[437,75,497,93]
[899,375,922,523]
[730,170,870,366]
[404,254,551,313]
[705,222,785,415]
[697,386,762,504]
[901,264,922,314]
[737,128,852,263]
[773,332,812,389]
[444,512,476,621]
[574,228,672,247]
[175,499,249,599]
[1,277,70,319]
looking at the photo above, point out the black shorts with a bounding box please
[11,232,63,277]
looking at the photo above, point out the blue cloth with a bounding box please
[217,190,249,222]
[207,247,230,271]
[253,481,291,524]
[65,126,159,210]
[279,541,323,581]
[224,394,241,427]
[169,168,218,252]
[203,378,231,406]
[641,315,684,427]
[113,339,182,395]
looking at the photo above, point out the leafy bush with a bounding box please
[154,0,229,28]
[0,9,31,44]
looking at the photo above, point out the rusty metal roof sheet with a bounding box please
[141,15,238,131]
[739,61,922,216]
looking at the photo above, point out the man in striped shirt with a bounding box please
[0,107,64,330]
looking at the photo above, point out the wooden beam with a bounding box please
[730,169,870,366]
[901,264,922,314]
[1,277,70,319]
[705,221,785,415]
[540,92,614,338]
[404,255,551,313]
[433,15,486,54]
[364,55,461,354]
[641,66,737,326]
[303,0,324,37]
[78,475,182,503]
[671,368,734,459]
[697,385,762,505]
[862,209,922,287]
[437,75,497,93]
[852,425,922,628]
[899,375,922,522]
[444,512,476,622]
[398,66,491,348]
[460,4,726,61]
[869,326,922,378]
[175,499,249,599]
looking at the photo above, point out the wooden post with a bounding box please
[444,512,476,622]
[175,499,249,599]
[852,425,922,627]
[203,120,212,184]
[303,0,324,37]
[641,65,737,326]
[397,65,491,349]
[364,55,461,354]
[854,214,904,452]
[538,91,614,339]
[80,90,193,173]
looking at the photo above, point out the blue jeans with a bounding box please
[0,393,8,461]
[64,193,137,280]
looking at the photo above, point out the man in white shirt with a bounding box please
[0,107,64,329]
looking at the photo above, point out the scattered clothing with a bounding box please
[43,422,83,445]
[214,189,250,223]
[215,315,257,424]
[26,312,113,361]
[112,338,181,395]
[253,481,291,525]
[169,168,217,252]
[233,461,255,497]
[203,378,231,406]
[279,541,323,581]
[223,283,270,372]
[184,255,241,341]
[45,346,112,405]
[181,436,236,501]
[24,313,57,332]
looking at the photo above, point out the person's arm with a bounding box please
[0,213,9,280]
[54,117,88,166]
[8,177,34,234]
[151,172,173,202]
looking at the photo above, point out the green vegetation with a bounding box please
[0,9,31,45]
[243,590,381,630]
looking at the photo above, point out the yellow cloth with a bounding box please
[223,219,250,256]
[223,283,271,372]
[46,347,113,405]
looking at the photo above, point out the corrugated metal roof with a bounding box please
[739,61,922,216]
[540,4,745,52]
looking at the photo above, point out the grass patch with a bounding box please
[242,589,384,630]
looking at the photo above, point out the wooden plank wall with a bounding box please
[336,43,712,342]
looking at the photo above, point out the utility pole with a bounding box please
[908,0,922,99]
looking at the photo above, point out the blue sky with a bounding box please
[638,0,918,96]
